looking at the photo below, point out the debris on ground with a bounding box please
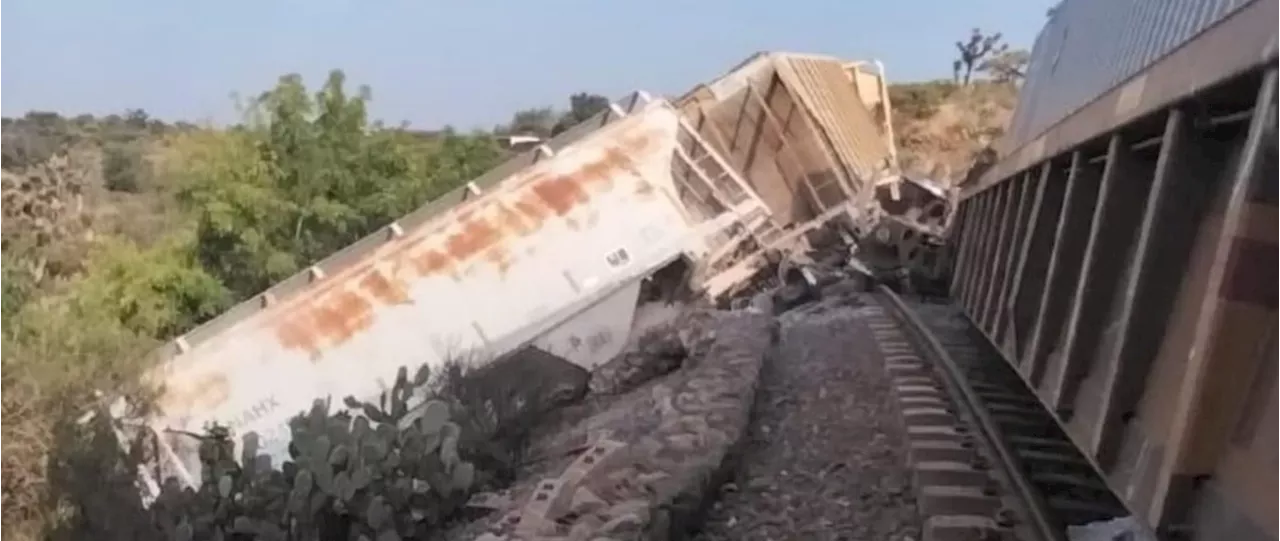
[439,311,776,541]
[426,213,938,540]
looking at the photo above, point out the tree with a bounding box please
[124,109,150,130]
[69,235,231,338]
[504,107,558,137]
[566,92,610,123]
[23,111,64,130]
[1,131,57,169]
[979,49,1031,84]
[953,29,1007,86]
[177,69,502,299]
[102,142,146,192]
[551,92,611,136]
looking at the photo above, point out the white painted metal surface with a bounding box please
[133,98,768,488]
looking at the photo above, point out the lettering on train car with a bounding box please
[568,328,614,354]
[233,396,282,428]
[586,328,613,353]
[605,247,632,268]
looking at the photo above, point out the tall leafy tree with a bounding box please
[552,92,611,136]
[504,107,558,137]
[178,70,502,299]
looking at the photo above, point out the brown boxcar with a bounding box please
[949,0,1278,539]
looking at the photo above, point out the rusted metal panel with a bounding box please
[134,98,771,487]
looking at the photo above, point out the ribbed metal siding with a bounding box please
[1006,0,1258,151]
[774,55,896,189]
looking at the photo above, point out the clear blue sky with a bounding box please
[2,0,1054,130]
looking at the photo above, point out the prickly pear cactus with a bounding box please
[149,362,483,541]
[1,150,94,247]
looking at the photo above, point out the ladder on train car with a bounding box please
[680,150,786,248]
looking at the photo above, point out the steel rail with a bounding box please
[876,286,1064,541]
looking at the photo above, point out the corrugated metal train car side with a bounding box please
[947,0,1277,539]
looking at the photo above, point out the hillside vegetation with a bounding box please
[890,80,1019,185]
[886,27,1026,185]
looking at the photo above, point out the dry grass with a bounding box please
[890,81,1018,185]
[2,383,57,541]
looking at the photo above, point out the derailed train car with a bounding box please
[111,51,946,494]
[947,0,1277,539]
[675,51,959,297]
[675,51,900,223]
[119,93,781,491]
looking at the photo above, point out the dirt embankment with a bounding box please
[889,81,1018,188]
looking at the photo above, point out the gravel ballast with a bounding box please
[693,298,921,541]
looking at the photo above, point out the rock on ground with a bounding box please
[693,297,920,541]
[444,311,776,541]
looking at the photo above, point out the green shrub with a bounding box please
[103,143,147,193]
[888,80,958,121]
[174,71,502,300]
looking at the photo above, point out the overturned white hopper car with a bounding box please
[128,92,777,490]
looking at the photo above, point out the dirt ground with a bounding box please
[692,297,920,541]
[891,81,1018,186]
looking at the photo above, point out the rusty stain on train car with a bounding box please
[265,129,661,358]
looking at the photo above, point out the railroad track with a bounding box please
[866,286,1131,541]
